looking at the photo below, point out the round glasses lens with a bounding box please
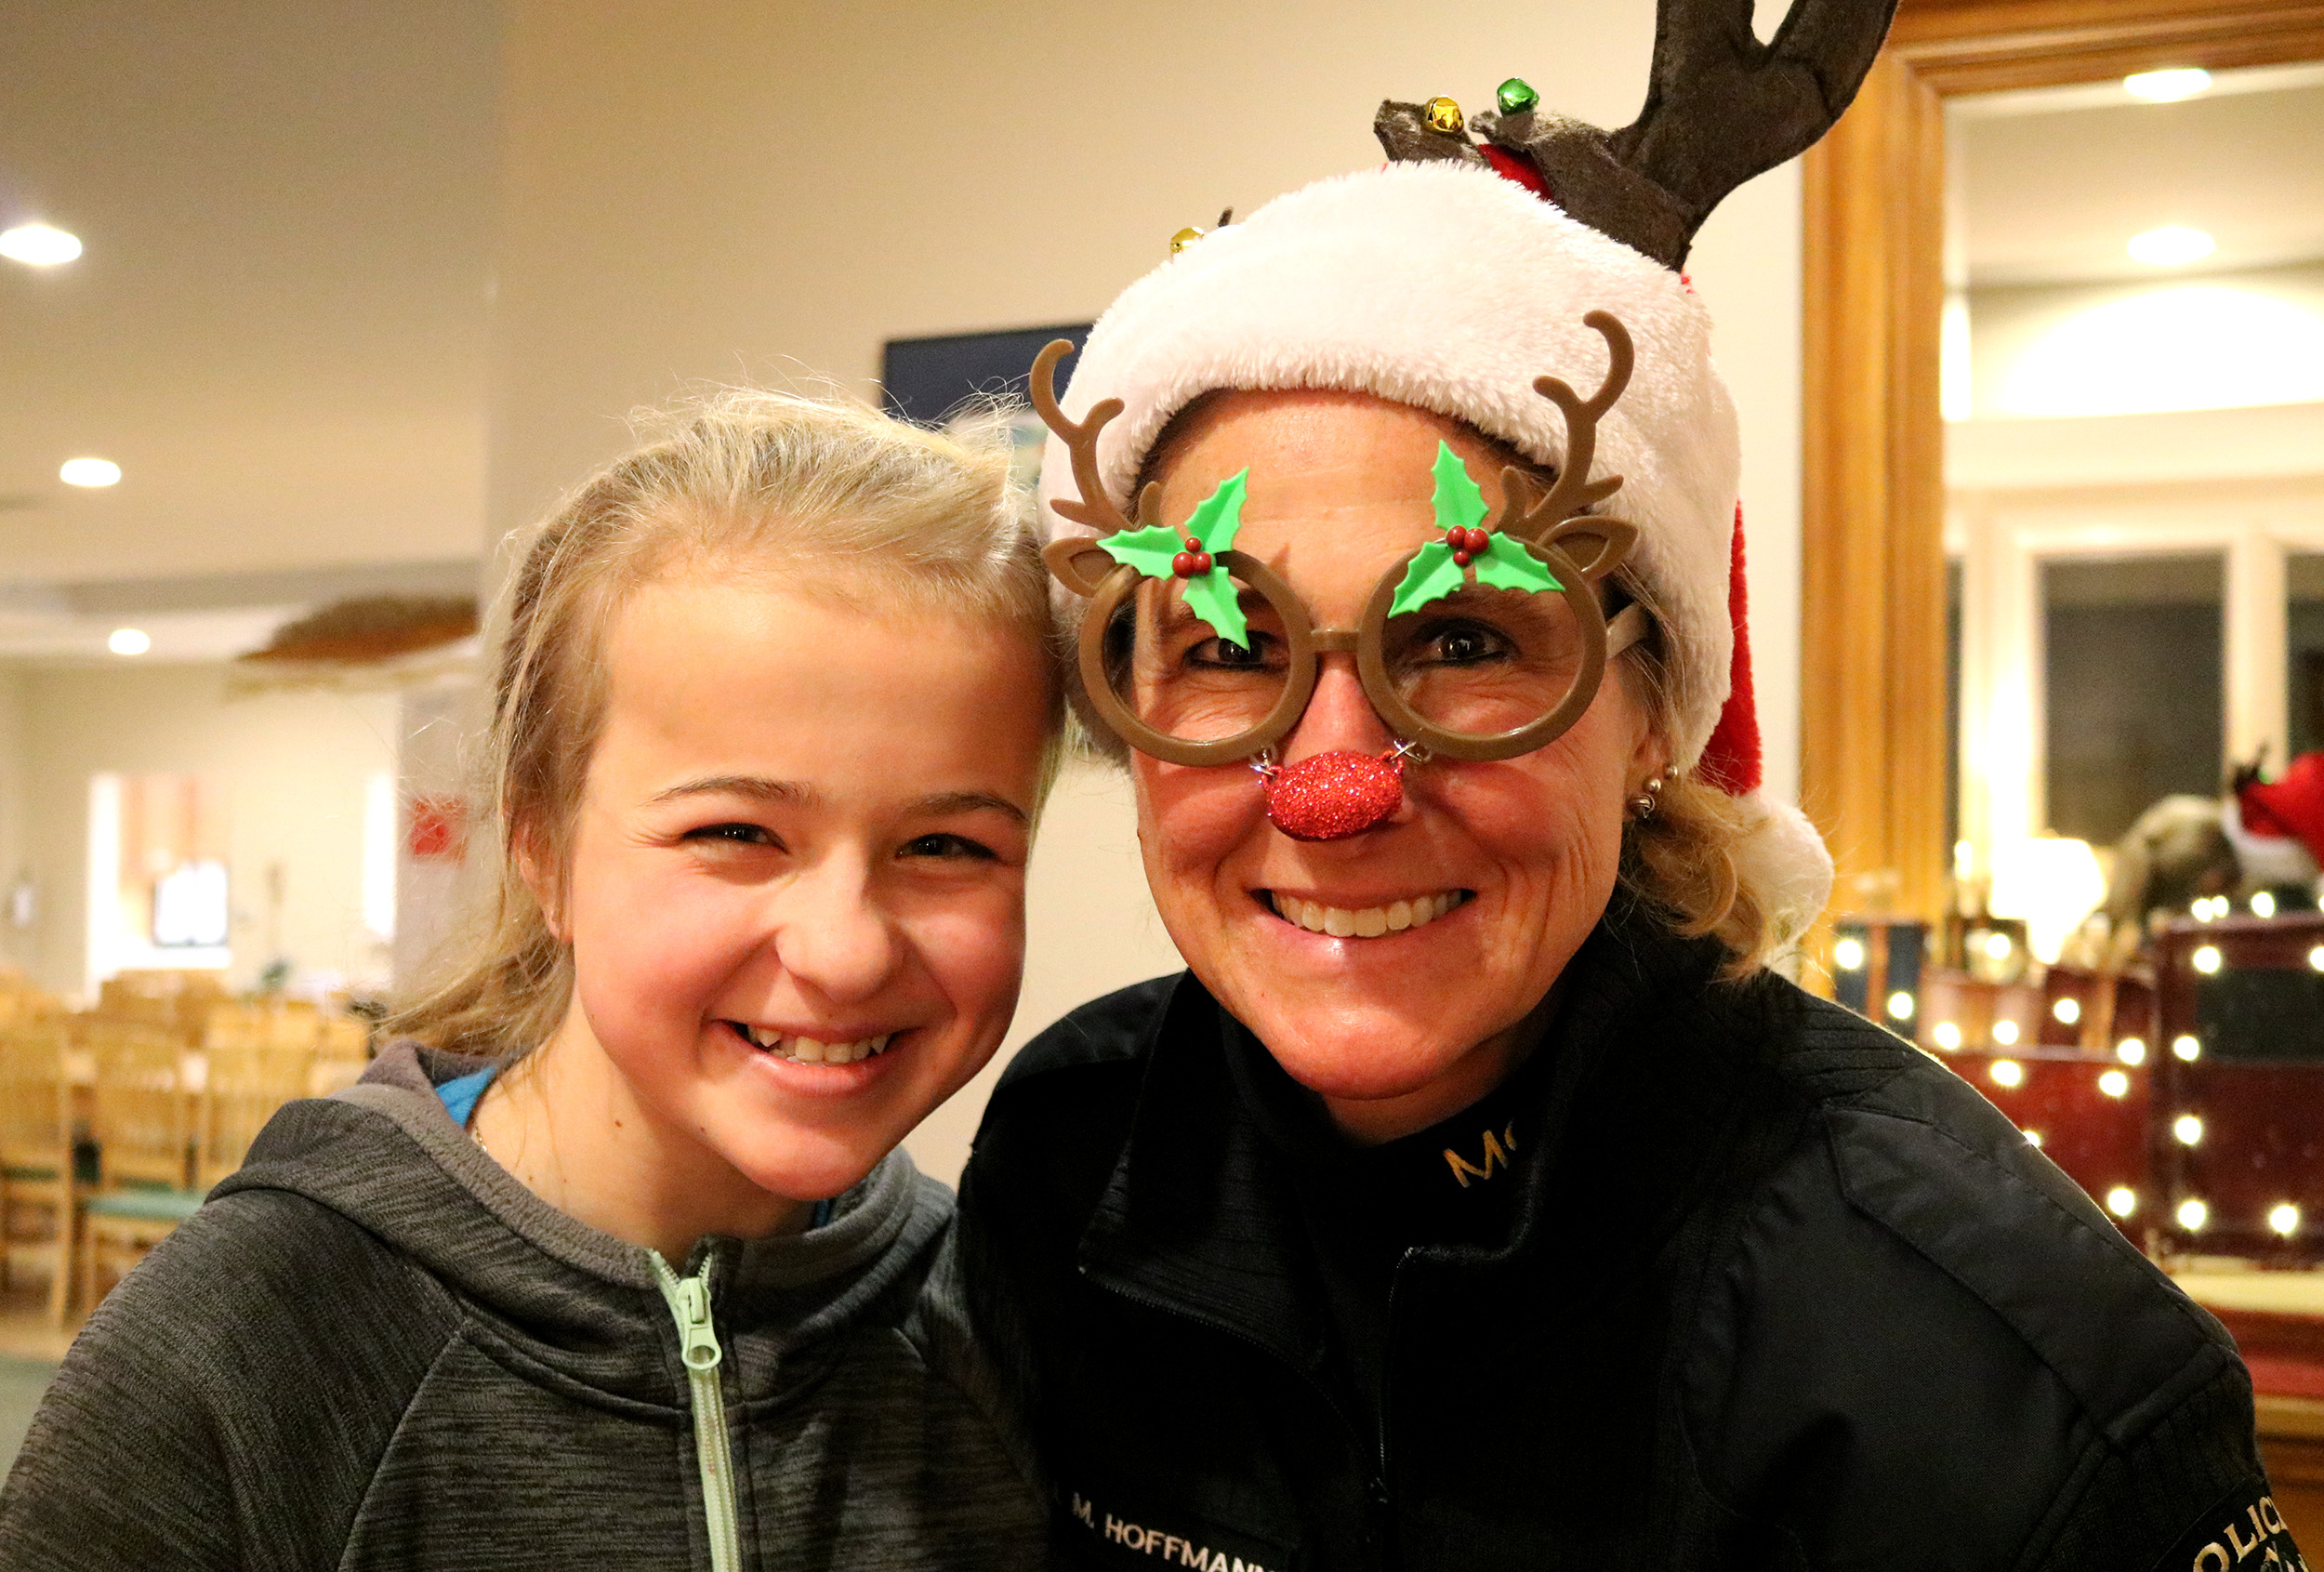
[1381,581,1591,741]
[1103,574,1291,746]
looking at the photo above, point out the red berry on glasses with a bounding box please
[1171,551,1195,577]
[1193,552,1214,575]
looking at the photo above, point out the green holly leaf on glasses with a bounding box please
[1472,533,1562,595]
[1390,443,1492,616]
[1389,539,1468,617]
[1183,469,1248,555]
[1096,524,1185,580]
[1431,441,1487,535]
[1097,469,1252,649]
[1182,566,1248,650]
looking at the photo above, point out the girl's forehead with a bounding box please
[600,578,1047,755]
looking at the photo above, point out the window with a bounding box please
[2291,553,2324,760]
[2042,555,2225,845]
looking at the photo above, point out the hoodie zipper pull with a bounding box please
[652,1251,741,1572]
[671,1275,721,1371]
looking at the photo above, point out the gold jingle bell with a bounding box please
[1423,95,1464,134]
[1169,225,1205,256]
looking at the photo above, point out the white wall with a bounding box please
[0,665,30,976]
[10,661,401,1001]
[493,0,1810,1182]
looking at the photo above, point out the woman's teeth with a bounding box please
[736,1024,894,1063]
[1269,891,1464,938]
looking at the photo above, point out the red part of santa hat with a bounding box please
[1698,506,1763,797]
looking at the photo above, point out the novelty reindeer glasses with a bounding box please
[1031,310,1650,842]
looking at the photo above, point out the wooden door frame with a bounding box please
[1798,0,2324,923]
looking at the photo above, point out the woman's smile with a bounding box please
[1260,887,1472,938]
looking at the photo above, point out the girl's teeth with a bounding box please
[1273,891,1461,937]
[737,1027,894,1063]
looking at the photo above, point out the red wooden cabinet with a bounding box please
[1885,914,2324,1260]
[2150,916,2324,1258]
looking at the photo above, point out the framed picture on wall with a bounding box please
[881,324,1091,489]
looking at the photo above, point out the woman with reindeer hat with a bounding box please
[959,2,2301,1565]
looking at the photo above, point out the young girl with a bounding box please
[0,391,1061,1569]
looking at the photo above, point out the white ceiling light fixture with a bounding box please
[0,223,82,266]
[59,457,121,488]
[2123,67,2212,101]
[107,627,151,656]
[2126,225,2216,266]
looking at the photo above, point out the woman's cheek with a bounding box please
[1136,760,1262,876]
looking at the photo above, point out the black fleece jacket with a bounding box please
[958,917,2301,1572]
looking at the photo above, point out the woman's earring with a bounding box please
[1627,775,1664,822]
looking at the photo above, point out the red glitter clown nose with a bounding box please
[1262,749,1406,841]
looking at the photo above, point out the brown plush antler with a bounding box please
[1028,339,1165,596]
[1488,312,1634,573]
[1029,339,1143,538]
[1384,0,1895,270]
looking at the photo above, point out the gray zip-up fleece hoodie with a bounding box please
[0,1044,1046,1570]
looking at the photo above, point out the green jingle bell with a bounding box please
[1496,77,1539,116]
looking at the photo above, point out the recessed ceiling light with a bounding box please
[0,223,82,266]
[107,628,151,656]
[2124,67,2212,101]
[2127,226,2215,266]
[59,457,121,487]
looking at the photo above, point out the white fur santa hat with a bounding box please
[1037,10,1899,935]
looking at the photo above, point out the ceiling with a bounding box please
[0,0,495,659]
[1955,63,2324,289]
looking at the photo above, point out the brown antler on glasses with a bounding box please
[1486,311,1639,581]
[1029,339,1167,597]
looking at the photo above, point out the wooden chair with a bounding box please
[196,1037,313,1189]
[310,1013,373,1096]
[0,1019,75,1324]
[79,1024,205,1307]
[262,999,322,1050]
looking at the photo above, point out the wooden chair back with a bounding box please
[197,1039,313,1188]
[87,1024,192,1192]
[310,1013,373,1095]
[197,1001,266,1053]
[0,1019,71,1175]
[262,999,322,1050]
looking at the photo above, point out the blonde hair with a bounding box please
[1609,573,1782,976]
[391,390,1063,1060]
